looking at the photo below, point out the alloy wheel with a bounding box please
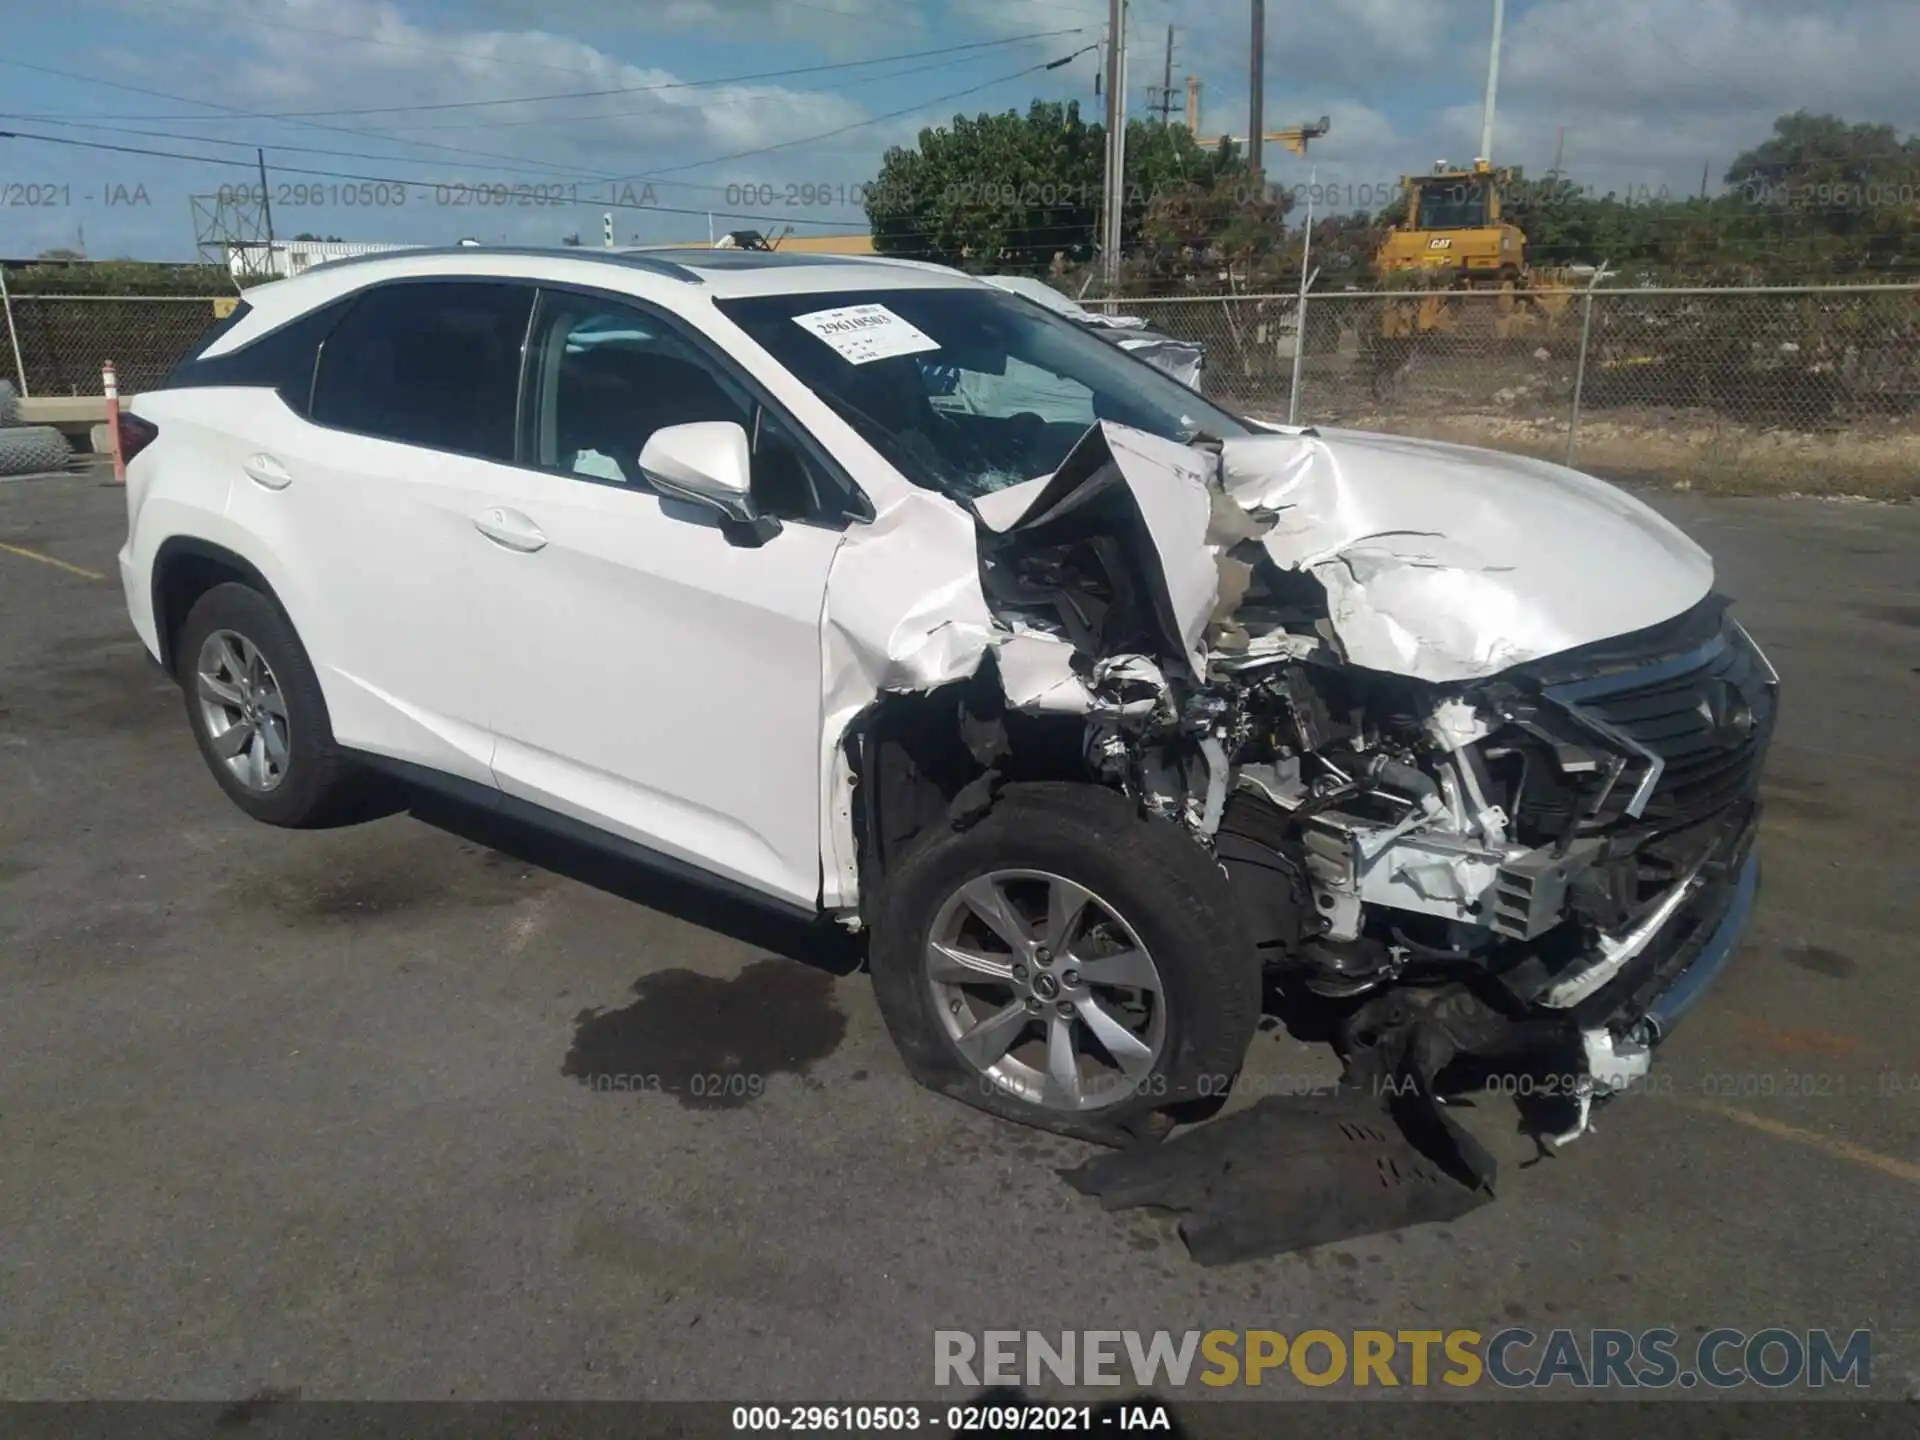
[195,628,291,793]
[923,868,1167,1112]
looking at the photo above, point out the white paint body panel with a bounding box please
[482,473,843,909]
[1224,426,1714,681]
[230,394,520,783]
[123,387,506,781]
[817,486,994,907]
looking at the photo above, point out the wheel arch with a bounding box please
[846,670,1097,918]
[150,536,288,675]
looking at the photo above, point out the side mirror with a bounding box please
[638,421,757,523]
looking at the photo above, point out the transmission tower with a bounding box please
[190,188,274,279]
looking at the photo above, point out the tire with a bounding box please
[0,379,18,426]
[869,782,1261,1144]
[0,424,70,477]
[175,582,366,827]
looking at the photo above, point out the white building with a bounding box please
[226,239,424,281]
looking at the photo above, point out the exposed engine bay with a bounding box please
[823,419,1775,1150]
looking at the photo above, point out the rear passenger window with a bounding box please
[310,281,532,461]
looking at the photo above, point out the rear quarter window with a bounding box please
[163,299,351,416]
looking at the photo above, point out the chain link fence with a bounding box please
[0,294,232,398]
[4,282,1916,494]
[1125,283,1920,495]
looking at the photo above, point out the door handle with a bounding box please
[242,453,292,490]
[472,506,547,553]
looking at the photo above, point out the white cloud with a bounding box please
[75,0,901,245]
[42,0,1920,257]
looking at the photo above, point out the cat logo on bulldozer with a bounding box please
[1427,237,1453,250]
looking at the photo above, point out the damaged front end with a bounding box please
[837,419,1775,1148]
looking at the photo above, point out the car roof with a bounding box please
[206,244,990,356]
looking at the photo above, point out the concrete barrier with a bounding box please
[18,396,109,451]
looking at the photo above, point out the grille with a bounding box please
[1550,617,1777,831]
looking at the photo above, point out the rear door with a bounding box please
[225,278,535,785]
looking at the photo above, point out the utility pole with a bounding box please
[1100,0,1128,294]
[256,148,274,248]
[1551,127,1566,176]
[1151,24,1175,123]
[1248,0,1265,179]
[1479,0,1504,164]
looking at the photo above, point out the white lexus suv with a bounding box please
[120,246,1774,1146]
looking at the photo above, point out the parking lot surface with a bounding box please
[2,465,1916,1403]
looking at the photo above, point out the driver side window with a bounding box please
[523,291,859,525]
[525,295,752,488]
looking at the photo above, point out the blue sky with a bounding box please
[3,0,1915,262]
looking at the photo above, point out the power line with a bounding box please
[613,46,1101,182]
[0,128,860,230]
[332,52,1032,133]
[0,124,1116,250]
[0,48,1096,236]
[0,113,934,206]
[0,117,618,183]
[0,60,638,180]
[0,30,1084,123]
[0,48,1025,170]
[0,45,1095,209]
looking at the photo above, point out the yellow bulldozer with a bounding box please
[1373,160,1575,340]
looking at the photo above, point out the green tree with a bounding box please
[1133,170,1294,290]
[865,102,1246,272]
[1721,111,1920,275]
[6,259,233,296]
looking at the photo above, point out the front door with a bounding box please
[481,290,852,909]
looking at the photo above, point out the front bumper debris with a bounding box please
[1516,803,1762,1142]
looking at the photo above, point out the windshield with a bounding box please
[1414,180,1491,230]
[716,286,1248,500]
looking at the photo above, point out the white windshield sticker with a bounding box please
[792,303,941,364]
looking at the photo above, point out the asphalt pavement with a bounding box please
[1,463,1915,1409]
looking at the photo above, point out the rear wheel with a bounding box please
[176,583,366,827]
[869,783,1260,1143]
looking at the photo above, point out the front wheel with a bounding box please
[868,783,1260,1143]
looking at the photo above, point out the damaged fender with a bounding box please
[817,425,1224,910]
[818,488,995,910]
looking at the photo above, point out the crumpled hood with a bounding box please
[1218,425,1714,682]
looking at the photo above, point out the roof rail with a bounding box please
[300,244,704,283]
